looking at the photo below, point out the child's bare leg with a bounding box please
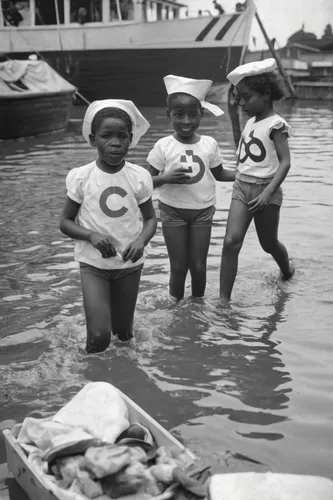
[110,266,142,341]
[188,225,212,297]
[80,264,112,353]
[219,200,253,301]
[254,205,294,278]
[162,225,189,300]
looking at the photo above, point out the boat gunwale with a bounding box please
[0,12,239,32]
[0,90,75,101]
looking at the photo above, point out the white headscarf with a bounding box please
[82,99,150,148]
[163,74,224,116]
[227,58,277,86]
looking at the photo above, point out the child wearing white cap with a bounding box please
[59,99,157,353]
[220,59,294,301]
[147,75,235,301]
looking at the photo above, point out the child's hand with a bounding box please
[164,168,191,184]
[89,232,117,258]
[122,237,144,263]
[248,190,272,214]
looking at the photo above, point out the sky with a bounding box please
[186,0,333,50]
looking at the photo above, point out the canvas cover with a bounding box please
[0,59,75,95]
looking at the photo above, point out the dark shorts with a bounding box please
[80,262,143,281]
[232,178,283,207]
[159,201,215,227]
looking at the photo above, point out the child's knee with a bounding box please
[260,239,278,254]
[223,235,243,254]
[170,262,188,277]
[86,330,111,353]
[190,261,206,276]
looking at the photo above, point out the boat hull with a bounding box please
[0,91,73,139]
[3,384,195,500]
[1,11,254,105]
[8,46,242,105]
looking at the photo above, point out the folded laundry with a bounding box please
[53,382,130,443]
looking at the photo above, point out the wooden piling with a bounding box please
[255,12,297,98]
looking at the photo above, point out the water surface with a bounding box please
[1,100,333,498]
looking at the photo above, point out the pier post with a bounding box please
[30,0,35,25]
[255,12,297,98]
[102,0,109,22]
[0,2,4,27]
[64,0,70,24]
[228,85,242,148]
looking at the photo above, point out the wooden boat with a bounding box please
[0,0,255,106]
[0,58,75,140]
[3,384,196,500]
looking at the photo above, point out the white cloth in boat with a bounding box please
[208,472,333,500]
[82,99,150,147]
[17,382,130,451]
[0,59,75,95]
[163,74,224,116]
[227,58,277,86]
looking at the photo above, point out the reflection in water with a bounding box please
[136,285,292,430]
[1,101,333,497]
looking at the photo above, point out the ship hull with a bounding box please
[1,12,253,105]
[8,46,242,105]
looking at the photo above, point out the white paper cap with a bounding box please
[163,74,224,116]
[227,58,277,86]
[82,99,150,147]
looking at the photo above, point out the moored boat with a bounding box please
[0,0,255,106]
[0,57,76,139]
[3,382,197,500]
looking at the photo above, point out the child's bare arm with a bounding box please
[248,129,291,214]
[147,164,190,187]
[122,198,157,262]
[59,197,116,258]
[211,164,236,182]
[60,197,88,240]
[265,128,291,194]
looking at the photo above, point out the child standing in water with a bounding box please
[60,100,157,353]
[147,75,235,300]
[220,59,294,301]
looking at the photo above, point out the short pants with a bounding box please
[232,174,283,207]
[159,201,215,227]
[80,262,143,281]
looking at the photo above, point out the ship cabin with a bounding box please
[0,0,187,28]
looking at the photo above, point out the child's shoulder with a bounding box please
[125,161,151,179]
[125,160,146,172]
[248,114,292,137]
[66,161,96,179]
[250,114,288,127]
[267,114,292,138]
[269,113,289,125]
[152,135,175,148]
[199,134,219,145]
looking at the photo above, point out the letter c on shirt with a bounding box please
[99,186,128,218]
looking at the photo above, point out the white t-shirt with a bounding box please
[66,161,153,269]
[237,114,292,178]
[147,135,222,209]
